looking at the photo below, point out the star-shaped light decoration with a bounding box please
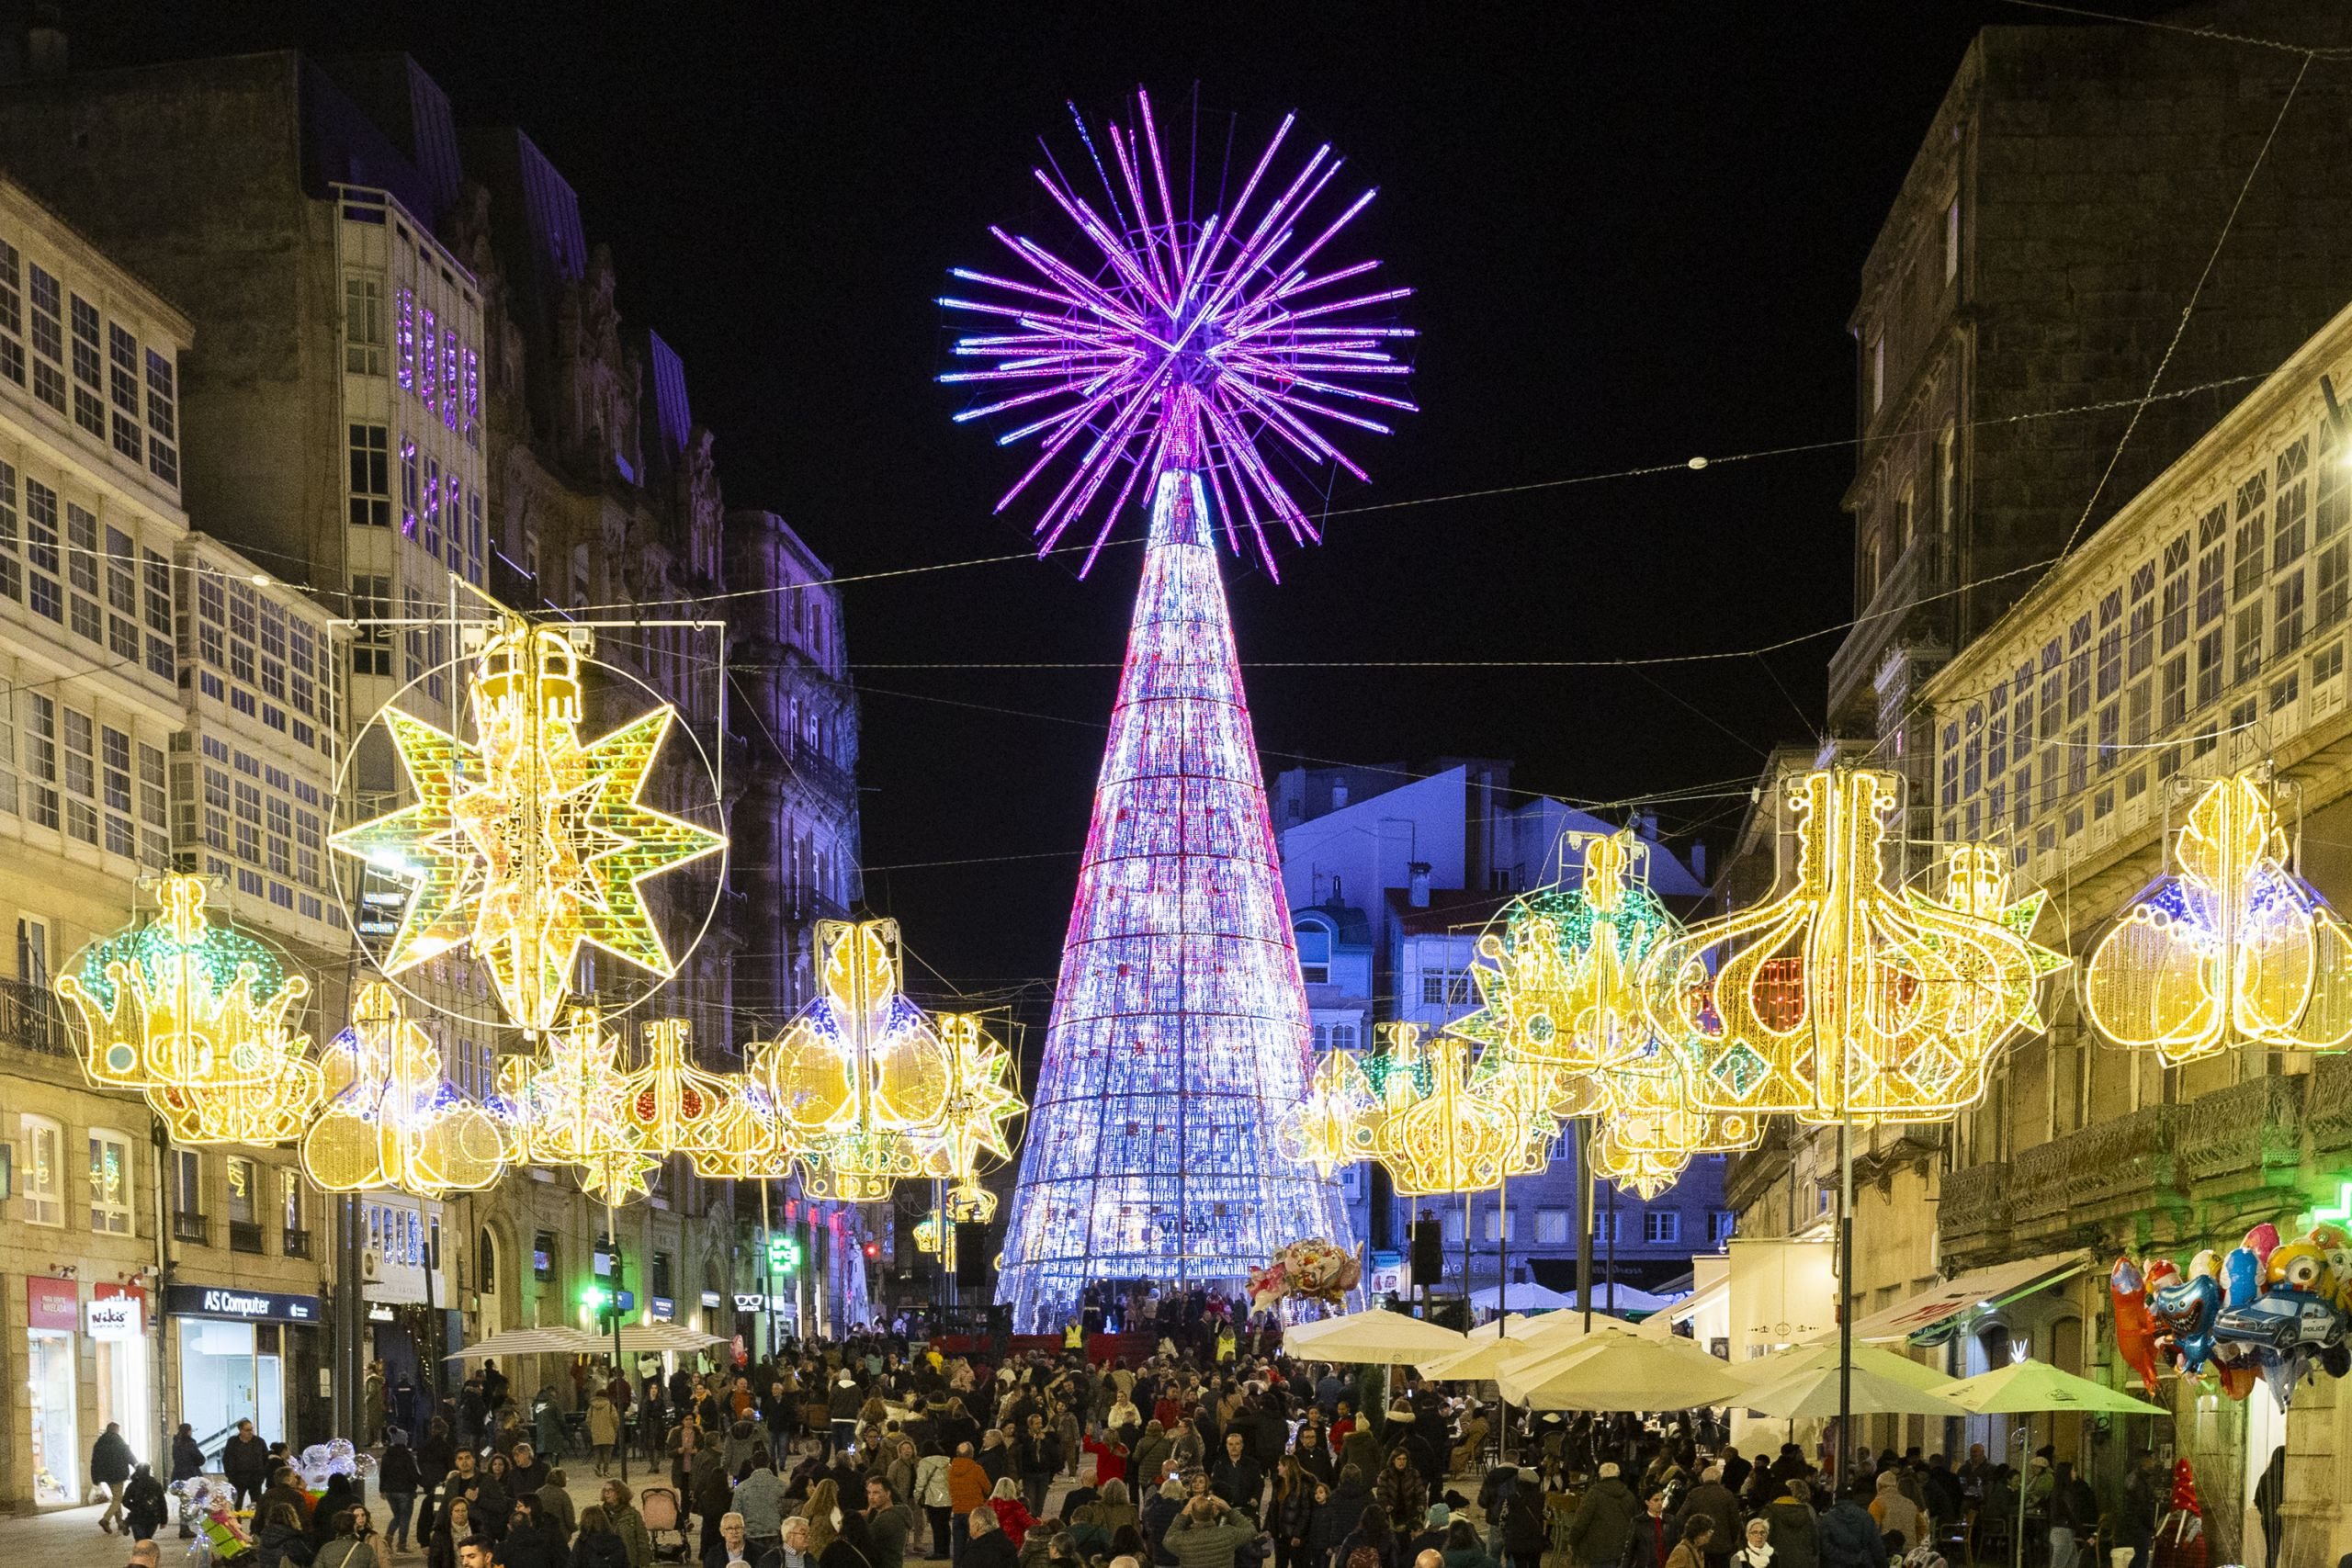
[498,1005,656,1201]
[332,615,725,1033]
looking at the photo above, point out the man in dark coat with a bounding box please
[1566,1462,1640,1568]
[223,1421,273,1510]
[1212,1431,1267,1516]
[1677,1465,1741,1568]
[1817,1485,1884,1568]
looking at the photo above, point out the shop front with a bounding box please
[88,1285,152,1467]
[164,1285,319,1464]
[27,1276,80,1508]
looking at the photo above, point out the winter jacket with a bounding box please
[574,1531,633,1568]
[1679,1483,1743,1555]
[949,1458,991,1514]
[1305,1500,1349,1565]
[381,1447,424,1495]
[1869,1475,1921,1552]
[126,1472,170,1535]
[1374,1463,1428,1531]
[92,1429,135,1484]
[539,1481,578,1541]
[725,1420,771,1480]
[1215,1457,1268,1513]
[1166,1515,1260,1568]
[500,1534,563,1568]
[589,1397,622,1447]
[916,1453,955,1510]
[1629,1511,1679,1568]
[963,1529,1019,1568]
[692,1450,734,1517]
[608,1502,654,1568]
[1567,1478,1641,1567]
[224,1433,274,1489]
[736,1470,790,1539]
[1498,1478,1547,1557]
[256,1521,318,1568]
[990,1497,1039,1550]
[1763,1500,1818,1568]
[1144,1493,1184,1564]
[1817,1502,1883,1568]
[173,1433,208,1482]
[868,1506,911,1568]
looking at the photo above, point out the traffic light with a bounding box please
[863,1241,879,1259]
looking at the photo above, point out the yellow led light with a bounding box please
[1351,1023,1547,1197]
[57,874,321,1145]
[302,982,512,1197]
[1282,1045,1376,1178]
[1641,769,2066,1126]
[332,614,725,1032]
[498,1005,656,1200]
[618,1019,741,1163]
[2084,770,2352,1065]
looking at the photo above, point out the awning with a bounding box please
[1641,1274,1726,1338]
[1844,1252,2090,1346]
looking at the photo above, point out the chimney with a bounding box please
[1331,780,1350,809]
[1331,874,1344,905]
[1408,862,1430,908]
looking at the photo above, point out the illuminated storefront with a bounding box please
[165,1285,319,1462]
[27,1278,80,1507]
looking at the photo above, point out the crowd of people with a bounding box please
[109,1323,2176,1568]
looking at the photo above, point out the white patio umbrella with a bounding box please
[1421,1312,1623,1382]
[1498,1330,1745,1410]
[1283,1308,1468,1366]
[444,1326,593,1359]
[1736,1362,1970,1419]
[1469,1282,1577,1314]
[1928,1362,2165,1568]
[1730,1342,1953,1392]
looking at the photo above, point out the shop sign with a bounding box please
[733,1292,765,1312]
[165,1284,322,1325]
[650,1295,674,1321]
[1367,1251,1403,1296]
[27,1276,77,1331]
[86,1293,142,1340]
[700,1291,722,1308]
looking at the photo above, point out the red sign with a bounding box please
[27,1276,78,1331]
[95,1282,146,1307]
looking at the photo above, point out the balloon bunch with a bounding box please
[2109,1219,2352,1410]
[1247,1237,1363,1313]
[171,1478,252,1565]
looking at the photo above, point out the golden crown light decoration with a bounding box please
[1355,1023,1549,1197]
[57,874,322,1145]
[332,611,726,1034]
[1642,768,2066,1127]
[2084,770,2352,1065]
[618,1018,746,1169]
[1450,832,1758,1192]
[751,919,1025,1203]
[302,982,512,1197]
[1283,1046,1378,1179]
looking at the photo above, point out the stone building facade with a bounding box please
[0,43,876,1484]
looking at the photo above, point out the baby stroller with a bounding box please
[639,1486,690,1563]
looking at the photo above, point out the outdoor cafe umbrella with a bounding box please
[1930,1360,2166,1568]
[1731,1341,1955,1392]
[1421,1312,1624,1382]
[1498,1330,1747,1411]
[1283,1308,1469,1366]
[444,1326,594,1359]
[1736,1361,1971,1419]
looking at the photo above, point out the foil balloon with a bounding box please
[2222,1246,2262,1311]
[2111,1258,2166,1393]
[2149,1271,2222,1374]
[2245,1223,2282,1274]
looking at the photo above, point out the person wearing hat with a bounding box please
[1408,1505,1452,1562]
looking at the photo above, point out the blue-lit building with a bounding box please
[1273,759,1733,1298]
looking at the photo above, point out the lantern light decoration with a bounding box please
[617,1019,743,1168]
[2084,770,2352,1065]
[1642,769,2067,1127]
[332,613,725,1033]
[56,874,321,1145]
[947,89,1401,1325]
[1363,1024,1550,1196]
[302,981,511,1198]
[751,919,1026,1205]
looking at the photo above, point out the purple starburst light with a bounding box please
[939,88,1416,579]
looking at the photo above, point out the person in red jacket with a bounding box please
[987,1479,1037,1550]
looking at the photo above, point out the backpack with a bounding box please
[1348,1547,1385,1568]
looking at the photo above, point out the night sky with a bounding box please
[64,2,2179,1022]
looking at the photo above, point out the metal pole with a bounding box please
[1838,1114,1854,1493]
[1605,1180,1617,1313]
[1496,1169,1508,1467]
[1576,1119,1593,1332]
[760,1179,775,1362]
[1460,1190,1471,1321]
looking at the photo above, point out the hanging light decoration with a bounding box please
[498,1006,658,1201]
[617,1019,744,1167]
[303,981,512,1197]
[1349,1023,1548,1197]
[1640,769,2066,1127]
[2084,770,2352,1065]
[751,919,1023,1204]
[56,874,321,1145]
[332,613,725,1033]
[1282,1046,1378,1179]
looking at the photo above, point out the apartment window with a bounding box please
[62,706,96,844]
[1936,422,1957,531]
[2314,641,2346,689]
[1441,1209,1463,1247]
[2196,505,2227,626]
[19,1113,62,1226]
[348,424,390,527]
[1944,197,1960,283]
[225,1155,258,1240]
[2127,682,2152,747]
[1295,923,1331,985]
[101,726,132,856]
[2161,532,2191,651]
[345,274,385,375]
[2234,470,2269,600]
[107,323,141,463]
[2127,561,2156,675]
[144,349,177,486]
[1710,1210,1736,1246]
[1535,1208,1569,1246]
[2277,572,2308,657]
[420,308,437,418]
[395,288,415,390]
[2320,541,2349,629]
[1482,1207,1510,1243]
[424,454,441,556]
[28,263,64,412]
[463,348,481,446]
[88,1129,132,1234]
[2096,590,2123,699]
[2196,627,2224,706]
[25,694,55,829]
[1420,969,1471,1008]
[281,1168,305,1255]
[351,574,393,676]
[2269,671,2300,712]
[1645,1210,1681,1245]
[0,239,19,385]
[1871,333,1885,412]
[2235,602,2265,682]
[69,294,105,437]
[1591,1209,1623,1243]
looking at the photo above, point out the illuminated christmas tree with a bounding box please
[940,90,1410,1325]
